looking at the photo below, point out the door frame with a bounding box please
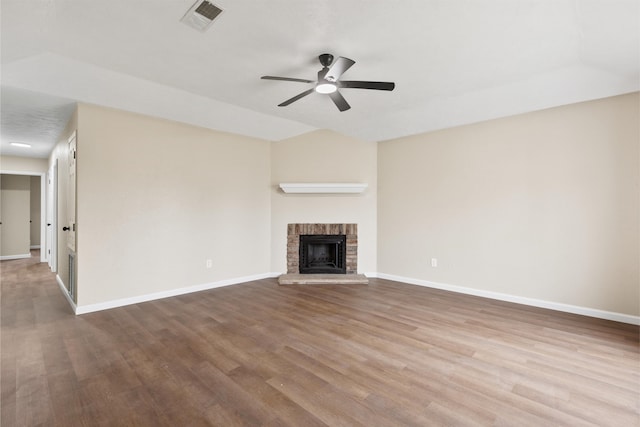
[0,169,47,263]
[46,162,58,271]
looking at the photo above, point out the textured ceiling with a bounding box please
[1,87,75,158]
[1,0,638,159]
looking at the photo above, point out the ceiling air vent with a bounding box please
[180,0,223,32]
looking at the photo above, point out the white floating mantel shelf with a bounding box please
[279,183,368,194]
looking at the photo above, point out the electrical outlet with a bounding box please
[431,258,438,268]
[206,259,213,269]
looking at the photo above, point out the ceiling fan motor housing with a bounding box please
[319,53,334,68]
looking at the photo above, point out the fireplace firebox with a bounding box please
[286,224,358,275]
[299,234,346,274]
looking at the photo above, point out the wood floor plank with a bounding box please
[226,366,328,427]
[2,252,638,426]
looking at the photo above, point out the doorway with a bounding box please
[0,171,47,262]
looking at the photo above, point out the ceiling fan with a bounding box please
[261,53,395,112]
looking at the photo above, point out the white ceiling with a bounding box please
[1,0,638,159]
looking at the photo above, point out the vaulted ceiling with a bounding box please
[2,0,638,158]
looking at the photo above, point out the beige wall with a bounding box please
[0,174,31,257]
[0,156,48,173]
[378,93,639,316]
[38,93,638,320]
[75,103,271,307]
[270,129,377,274]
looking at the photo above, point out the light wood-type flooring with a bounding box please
[2,253,639,426]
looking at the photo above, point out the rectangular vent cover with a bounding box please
[181,0,223,32]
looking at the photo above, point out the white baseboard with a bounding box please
[376,273,640,326]
[30,245,41,249]
[56,274,77,313]
[74,272,282,315]
[61,270,640,325]
[0,253,31,261]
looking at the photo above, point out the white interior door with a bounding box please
[67,132,76,252]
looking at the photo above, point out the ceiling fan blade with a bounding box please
[278,88,315,107]
[262,76,315,83]
[325,57,355,82]
[329,90,351,112]
[339,81,395,91]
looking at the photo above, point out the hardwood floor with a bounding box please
[1,254,638,426]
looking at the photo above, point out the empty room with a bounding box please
[1,1,638,426]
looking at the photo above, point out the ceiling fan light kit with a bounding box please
[261,53,395,112]
[315,82,337,94]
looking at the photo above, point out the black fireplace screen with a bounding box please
[299,234,347,274]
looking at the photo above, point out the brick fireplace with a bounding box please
[286,223,358,274]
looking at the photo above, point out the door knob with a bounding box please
[63,226,70,231]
